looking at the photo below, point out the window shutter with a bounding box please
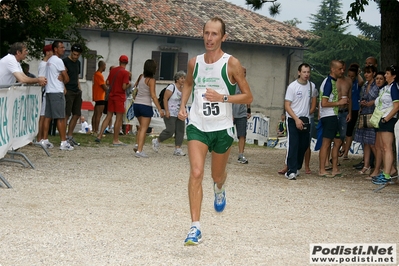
[86,50,97,81]
[152,51,161,80]
[177,52,188,73]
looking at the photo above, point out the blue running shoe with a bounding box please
[372,174,391,185]
[184,226,202,246]
[214,183,226,212]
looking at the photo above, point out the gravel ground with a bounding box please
[0,141,398,266]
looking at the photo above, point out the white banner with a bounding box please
[0,85,41,159]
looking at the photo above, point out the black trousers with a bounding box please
[286,117,310,175]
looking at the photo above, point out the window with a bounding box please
[152,51,188,81]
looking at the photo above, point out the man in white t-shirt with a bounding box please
[36,44,53,144]
[41,40,73,151]
[0,42,47,86]
[284,63,315,180]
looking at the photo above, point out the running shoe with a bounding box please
[67,136,80,146]
[135,151,148,158]
[152,138,159,152]
[60,142,74,151]
[214,183,226,212]
[173,148,186,156]
[285,172,296,180]
[184,226,202,246]
[237,156,248,164]
[40,139,54,149]
[372,174,391,185]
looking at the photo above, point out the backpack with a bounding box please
[158,84,175,109]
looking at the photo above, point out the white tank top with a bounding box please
[188,53,236,132]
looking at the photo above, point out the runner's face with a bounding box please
[203,21,226,51]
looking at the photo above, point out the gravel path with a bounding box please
[0,143,398,265]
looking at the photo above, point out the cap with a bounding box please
[43,44,52,54]
[119,55,129,63]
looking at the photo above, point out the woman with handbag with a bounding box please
[353,65,378,175]
[372,65,399,185]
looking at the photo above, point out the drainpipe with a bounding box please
[130,36,139,74]
[285,49,295,90]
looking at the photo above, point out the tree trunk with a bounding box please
[380,0,399,69]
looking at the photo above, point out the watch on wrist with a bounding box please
[223,95,228,102]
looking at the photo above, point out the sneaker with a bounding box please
[237,156,248,164]
[372,174,391,185]
[174,148,186,156]
[135,151,148,158]
[285,172,296,180]
[67,136,80,146]
[133,144,138,152]
[214,183,226,212]
[60,142,74,151]
[184,226,202,246]
[40,139,54,149]
[152,138,159,152]
[296,170,300,177]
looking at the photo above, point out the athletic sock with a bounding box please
[191,221,200,230]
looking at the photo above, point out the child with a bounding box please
[277,113,286,137]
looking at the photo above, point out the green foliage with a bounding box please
[283,18,302,27]
[355,19,381,41]
[304,30,380,87]
[309,0,348,34]
[0,0,143,59]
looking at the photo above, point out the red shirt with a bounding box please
[106,66,130,101]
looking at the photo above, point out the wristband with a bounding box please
[247,108,251,113]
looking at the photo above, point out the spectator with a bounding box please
[36,44,53,144]
[151,71,187,156]
[21,63,36,78]
[277,113,286,137]
[91,60,107,136]
[0,42,46,86]
[372,65,399,185]
[354,65,378,175]
[41,40,73,151]
[232,66,251,164]
[96,55,131,146]
[63,44,83,146]
[132,59,164,158]
[318,60,348,177]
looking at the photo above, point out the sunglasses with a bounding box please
[390,65,396,73]
[71,45,82,52]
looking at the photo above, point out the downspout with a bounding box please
[130,36,139,74]
[285,49,295,90]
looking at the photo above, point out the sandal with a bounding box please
[359,167,371,175]
[338,149,345,157]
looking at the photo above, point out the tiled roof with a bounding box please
[102,0,315,48]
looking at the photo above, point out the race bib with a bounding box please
[194,89,227,119]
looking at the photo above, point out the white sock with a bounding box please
[214,183,224,193]
[61,140,67,145]
[191,221,200,230]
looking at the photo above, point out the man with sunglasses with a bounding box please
[63,44,83,146]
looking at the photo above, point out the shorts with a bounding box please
[346,110,359,137]
[45,93,65,119]
[320,116,340,140]
[133,103,153,118]
[234,117,247,138]
[107,98,125,113]
[40,93,46,116]
[186,124,234,154]
[95,100,106,106]
[65,90,82,116]
[103,101,108,114]
[377,117,397,133]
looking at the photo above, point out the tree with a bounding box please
[309,0,348,34]
[355,19,381,41]
[0,0,143,59]
[283,18,301,27]
[246,0,399,68]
